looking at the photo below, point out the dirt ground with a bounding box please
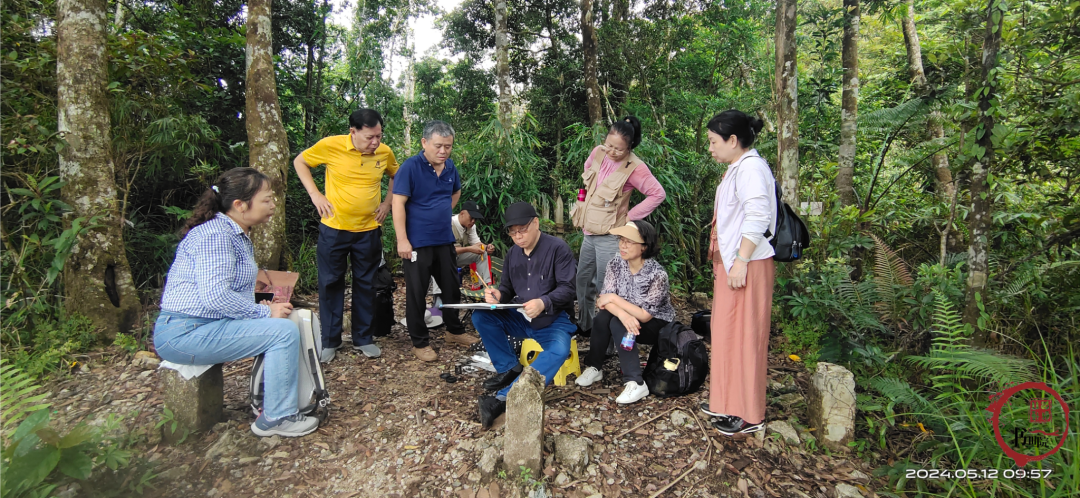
[46,277,882,498]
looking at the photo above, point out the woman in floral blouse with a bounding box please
[575,220,675,404]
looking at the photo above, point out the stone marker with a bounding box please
[807,362,856,452]
[161,364,223,444]
[553,434,590,475]
[503,365,544,475]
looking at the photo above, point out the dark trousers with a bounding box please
[317,224,381,349]
[402,244,465,348]
[585,309,669,383]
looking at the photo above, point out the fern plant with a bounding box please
[868,292,1068,497]
[870,233,914,328]
[0,360,51,440]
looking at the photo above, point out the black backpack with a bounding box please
[372,263,396,337]
[766,181,810,262]
[643,321,709,398]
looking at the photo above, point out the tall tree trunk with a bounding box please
[963,0,1005,340]
[303,42,315,148]
[581,0,602,125]
[403,36,415,155]
[902,0,953,201]
[57,0,141,336]
[245,0,288,270]
[495,0,511,127]
[775,0,799,205]
[837,0,859,206]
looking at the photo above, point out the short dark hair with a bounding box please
[635,220,661,259]
[349,108,384,130]
[706,110,764,148]
[609,115,642,150]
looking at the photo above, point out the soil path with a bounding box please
[47,278,881,498]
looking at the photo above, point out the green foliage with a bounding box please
[0,360,50,439]
[868,293,1076,496]
[1,409,145,498]
[154,407,189,444]
[3,314,98,380]
[111,334,141,356]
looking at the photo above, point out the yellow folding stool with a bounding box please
[518,338,581,386]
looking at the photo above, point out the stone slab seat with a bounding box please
[160,363,224,444]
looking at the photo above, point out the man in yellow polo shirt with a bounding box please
[293,109,397,362]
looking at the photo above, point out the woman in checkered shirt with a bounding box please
[154,168,319,438]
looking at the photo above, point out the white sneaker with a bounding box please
[575,367,603,387]
[616,381,649,404]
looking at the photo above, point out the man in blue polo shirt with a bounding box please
[391,120,478,362]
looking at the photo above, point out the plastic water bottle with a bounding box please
[620,334,636,351]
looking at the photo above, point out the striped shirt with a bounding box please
[160,213,271,319]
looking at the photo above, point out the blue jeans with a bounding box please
[154,311,300,420]
[472,309,576,398]
[317,224,381,348]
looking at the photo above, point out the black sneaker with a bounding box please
[699,400,728,418]
[711,416,764,436]
[482,367,521,392]
[478,395,506,429]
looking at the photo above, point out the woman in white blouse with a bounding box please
[702,110,777,435]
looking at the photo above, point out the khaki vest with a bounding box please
[571,151,642,234]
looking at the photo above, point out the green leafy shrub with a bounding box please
[869,292,1078,496]
[3,314,98,379]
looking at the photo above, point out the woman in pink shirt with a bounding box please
[702,110,776,436]
[573,116,666,338]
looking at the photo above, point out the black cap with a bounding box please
[503,201,538,227]
[461,201,485,221]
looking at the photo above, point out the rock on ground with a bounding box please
[553,434,590,475]
[766,420,800,446]
[132,351,160,369]
[836,483,865,498]
[670,409,694,429]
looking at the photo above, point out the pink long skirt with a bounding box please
[708,258,775,424]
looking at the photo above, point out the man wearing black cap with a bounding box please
[430,200,496,301]
[473,202,577,428]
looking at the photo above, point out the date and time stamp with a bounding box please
[905,468,1055,480]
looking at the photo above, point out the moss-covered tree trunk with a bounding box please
[775,0,800,205]
[964,0,1004,341]
[245,0,288,270]
[581,0,602,126]
[495,0,511,128]
[837,0,859,207]
[56,0,141,336]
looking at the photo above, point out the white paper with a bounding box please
[438,303,524,310]
[158,361,214,380]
